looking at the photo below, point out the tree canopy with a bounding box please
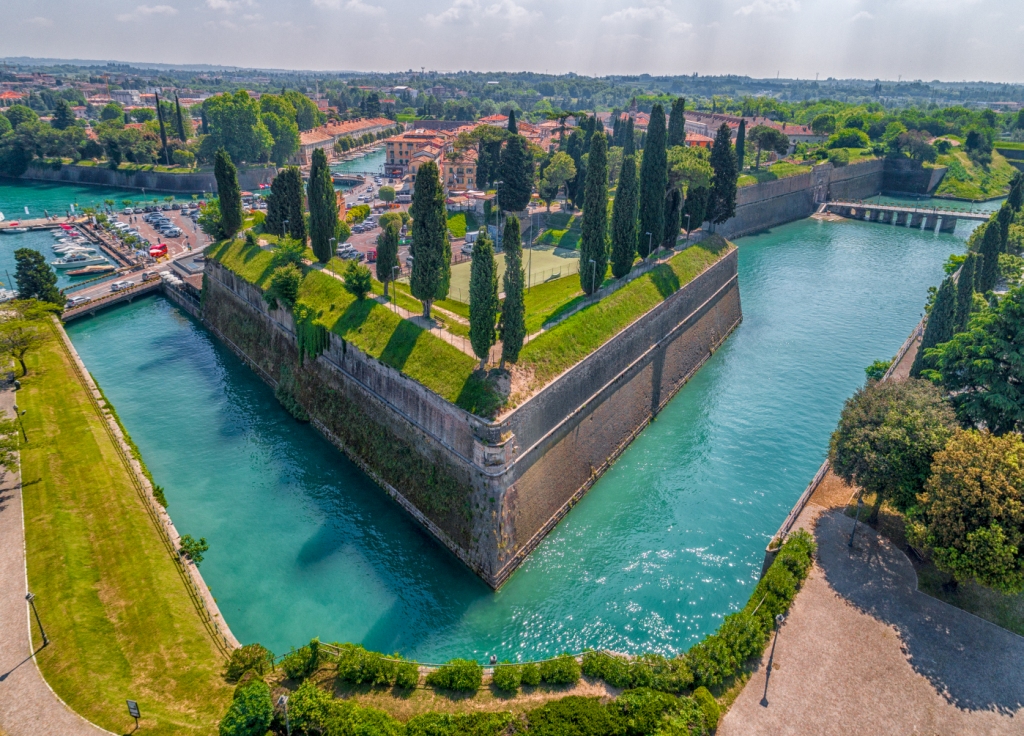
[202,91,273,164]
[214,148,244,238]
[708,123,738,227]
[307,148,338,264]
[409,161,450,317]
[469,229,499,369]
[500,217,526,367]
[637,104,667,258]
[498,134,534,212]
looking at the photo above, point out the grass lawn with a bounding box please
[995,141,1024,151]
[448,246,580,303]
[523,273,585,334]
[447,211,480,238]
[20,325,232,735]
[536,212,580,249]
[519,236,731,388]
[934,149,1018,200]
[207,237,276,287]
[738,161,811,187]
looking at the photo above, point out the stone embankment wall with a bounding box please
[8,162,275,193]
[202,250,741,588]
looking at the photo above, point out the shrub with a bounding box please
[225,643,274,681]
[539,654,581,685]
[717,612,766,664]
[425,659,483,692]
[658,696,711,736]
[525,696,624,736]
[218,680,273,736]
[827,148,850,167]
[827,128,870,149]
[270,238,306,268]
[328,705,404,736]
[281,638,321,681]
[581,651,692,693]
[395,660,420,689]
[692,687,720,730]
[264,263,302,310]
[520,662,541,687]
[582,650,631,688]
[346,204,371,223]
[288,680,336,734]
[336,644,409,686]
[686,634,737,689]
[615,688,679,736]
[343,262,373,300]
[491,662,522,693]
[405,712,513,736]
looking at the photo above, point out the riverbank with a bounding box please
[18,320,232,734]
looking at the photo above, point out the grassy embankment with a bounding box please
[933,149,1018,200]
[446,210,480,238]
[535,212,580,250]
[20,324,232,735]
[738,160,810,187]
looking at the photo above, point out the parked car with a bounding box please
[123,207,134,214]
[366,249,377,263]
[461,244,474,255]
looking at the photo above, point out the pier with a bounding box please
[824,200,989,233]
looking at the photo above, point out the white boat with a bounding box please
[54,246,98,256]
[0,212,5,223]
[51,253,107,269]
[1,227,28,234]
[0,288,16,303]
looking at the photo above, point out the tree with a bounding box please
[637,104,667,258]
[829,378,957,517]
[174,94,187,140]
[214,148,244,238]
[910,429,1024,594]
[379,185,396,203]
[498,134,534,212]
[911,276,957,377]
[538,151,576,210]
[469,229,498,370]
[307,148,338,264]
[202,91,273,164]
[265,167,306,242]
[98,102,123,123]
[500,218,526,367]
[262,112,300,168]
[51,99,76,131]
[154,92,170,165]
[343,262,373,299]
[610,151,639,278]
[507,108,518,135]
[579,131,609,296]
[926,285,1024,435]
[663,188,682,248]
[954,253,978,333]
[708,123,738,228]
[978,221,1003,293]
[14,249,62,305]
[264,264,302,311]
[683,185,709,234]
[218,680,274,736]
[734,119,746,171]
[375,220,400,297]
[409,161,450,318]
[283,91,325,131]
[748,125,789,170]
[667,97,686,148]
[1008,172,1023,212]
[810,113,837,136]
[0,316,44,377]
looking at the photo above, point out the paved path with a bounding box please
[720,505,1024,735]
[0,387,109,736]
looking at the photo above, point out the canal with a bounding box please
[64,211,980,662]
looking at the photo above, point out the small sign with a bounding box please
[127,700,141,719]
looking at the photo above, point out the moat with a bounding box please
[62,211,982,662]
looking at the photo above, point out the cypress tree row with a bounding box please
[708,123,738,228]
[410,161,450,318]
[214,148,243,238]
[469,229,499,370]
[624,117,636,156]
[500,217,526,368]
[996,203,1013,250]
[507,109,518,135]
[667,97,686,148]
[1008,172,1023,211]
[953,252,978,333]
[154,92,170,165]
[579,131,609,295]
[663,188,682,248]
[610,150,639,278]
[977,222,1002,292]
[264,167,306,241]
[735,119,746,172]
[911,276,957,377]
[637,103,667,258]
[376,220,400,297]
[307,148,338,264]
[498,134,534,212]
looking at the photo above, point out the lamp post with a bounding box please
[277,695,291,736]
[760,612,785,707]
[684,213,691,242]
[391,265,399,312]
[26,592,48,647]
[283,220,289,239]
[329,237,336,258]
[13,404,26,442]
[589,258,597,295]
[848,491,865,548]
[646,231,652,258]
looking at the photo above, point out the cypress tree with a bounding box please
[637,103,667,258]
[978,221,1002,292]
[376,220,400,297]
[507,109,518,135]
[200,108,209,135]
[579,131,609,295]
[996,203,1013,251]
[953,252,978,333]
[410,161,450,318]
[610,151,639,278]
[500,217,526,367]
[911,276,957,376]
[612,112,622,148]
[214,148,243,238]
[154,92,170,165]
[708,123,738,228]
[283,167,307,242]
[498,134,534,212]
[624,117,635,156]
[1008,172,1023,211]
[264,173,287,236]
[174,93,187,140]
[667,97,686,148]
[307,148,338,264]
[469,228,498,370]
[735,119,746,172]
[683,185,709,233]
[663,188,682,248]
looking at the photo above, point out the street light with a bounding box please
[645,231,652,258]
[760,613,785,707]
[391,265,399,312]
[848,491,865,547]
[589,258,597,295]
[277,695,291,736]
[12,404,26,442]
[684,214,691,242]
[329,237,336,257]
[26,592,48,647]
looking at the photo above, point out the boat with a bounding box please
[0,288,16,303]
[51,253,107,269]
[66,264,117,277]
[1,225,28,234]
[54,247,98,256]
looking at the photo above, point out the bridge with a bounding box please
[824,200,989,233]
[62,279,163,322]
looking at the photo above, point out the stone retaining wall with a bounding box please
[8,162,276,193]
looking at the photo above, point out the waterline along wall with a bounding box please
[202,250,742,588]
[8,162,276,193]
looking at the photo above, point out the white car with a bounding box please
[110,280,133,292]
[65,295,91,308]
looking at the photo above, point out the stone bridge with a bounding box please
[825,200,989,233]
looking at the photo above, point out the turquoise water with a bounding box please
[65,213,973,662]
[331,148,385,177]
[0,228,110,290]
[0,179,196,220]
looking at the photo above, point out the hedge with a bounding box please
[538,653,581,685]
[425,658,484,692]
[218,680,273,736]
[491,662,522,693]
[335,643,419,689]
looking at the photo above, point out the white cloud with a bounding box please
[601,2,691,33]
[23,16,54,27]
[734,0,799,16]
[116,4,178,21]
[207,0,255,11]
[312,0,382,10]
[850,10,874,21]
[425,0,537,26]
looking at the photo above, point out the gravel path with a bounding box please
[720,505,1024,735]
[0,387,111,736]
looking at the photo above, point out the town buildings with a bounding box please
[292,117,395,166]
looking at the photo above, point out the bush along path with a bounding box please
[216,532,816,735]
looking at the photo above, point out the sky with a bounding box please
[5,0,1023,83]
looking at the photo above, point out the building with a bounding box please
[442,148,477,191]
[0,91,24,107]
[293,117,395,166]
[111,89,142,105]
[685,133,714,148]
[384,128,455,177]
[685,112,825,150]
